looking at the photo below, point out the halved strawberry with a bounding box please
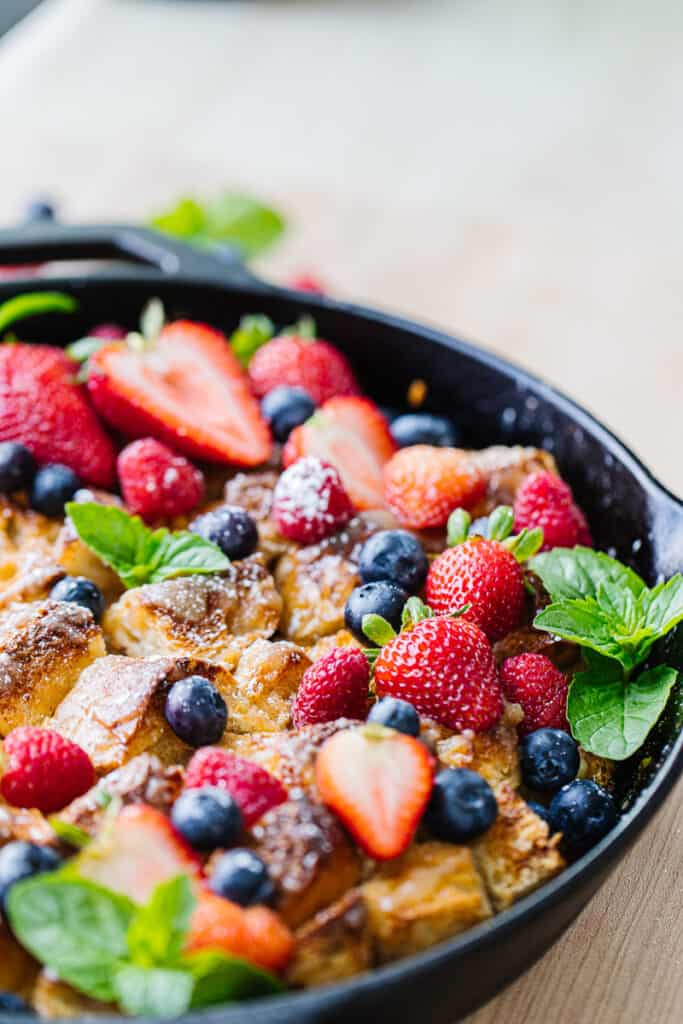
[315,724,433,860]
[186,892,293,973]
[282,396,396,510]
[87,321,272,467]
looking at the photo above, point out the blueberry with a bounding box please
[50,576,104,621]
[261,386,316,442]
[424,768,497,842]
[344,581,408,643]
[209,848,275,907]
[24,198,56,224]
[165,675,228,747]
[367,697,420,737]
[0,992,31,1013]
[391,413,460,449]
[0,841,62,912]
[171,787,242,851]
[0,443,36,494]
[190,506,258,560]
[359,530,428,593]
[30,464,80,517]
[527,800,553,828]
[520,728,580,792]
[548,780,617,857]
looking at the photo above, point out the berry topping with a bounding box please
[0,842,62,912]
[164,676,228,747]
[184,749,287,827]
[527,800,553,828]
[272,456,353,544]
[359,529,429,593]
[316,724,434,861]
[548,779,617,857]
[209,849,275,907]
[289,273,326,294]
[344,581,408,644]
[30,463,81,517]
[367,696,420,737]
[499,654,570,734]
[374,615,503,733]
[117,438,205,523]
[1,727,95,813]
[89,323,126,340]
[260,385,316,443]
[519,728,580,792]
[383,445,486,529]
[426,537,525,640]
[190,505,259,560]
[390,412,460,449]
[291,648,370,727]
[170,786,243,852]
[49,576,104,622]
[186,891,293,972]
[24,198,56,223]
[0,442,36,493]
[249,334,359,406]
[513,471,591,550]
[424,767,498,842]
[0,992,31,1013]
[283,396,396,510]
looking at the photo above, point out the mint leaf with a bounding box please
[533,598,635,669]
[229,315,275,367]
[0,291,78,335]
[113,964,194,1018]
[66,503,230,589]
[48,817,91,849]
[531,546,646,603]
[639,575,683,637]
[7,875,134,1002]
[361,613,397,646]
[150,193,285,259]
[184,950,283,1008]
[568,664,677,759]
[127,876,195,968]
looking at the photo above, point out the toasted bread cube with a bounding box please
[0,600,105,735]
[287,890,371,987]
[52,655,233,773]
[229,639,310,733]
[472,784,565,911]
[0,500,63,608]
[248,797,362,928]
[306,629,361,662]
[469,446,558,517]
[103,560,282,671]
[0,804,55,847]
[362,842,492,962]
[579,749,615,790]
[32,972,111,1018]
[436,713,521,792]
[0,925,38,1002]
[55,492,125,603]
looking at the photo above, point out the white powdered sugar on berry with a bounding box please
[272,456,353,544]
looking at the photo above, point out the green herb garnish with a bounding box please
[0,291,77,335]
[149,193,285,259]
[229,314,275,367]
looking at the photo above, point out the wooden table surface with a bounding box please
[2,1,682,1020]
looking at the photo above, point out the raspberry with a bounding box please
[1,727,95,813]
[292,648,370,727]
[426,538,526,641]
[184,749,287,827]
[499,653,569,734]
[249,335,358,405]
[513,471,590,551]
[117,437,205,523]
[374,616,503,733]
[272,456,354,544]
[383,446,486,529]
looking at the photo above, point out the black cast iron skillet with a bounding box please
[0,224,681,1024]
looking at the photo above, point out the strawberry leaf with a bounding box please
[446,508,471,547]
[401,596,433,629]
[487,506,514,542]
[361,613,397,646]
[0,291,78,335]
[504,526,544,562]
[229,315,275,367]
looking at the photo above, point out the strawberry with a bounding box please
[117,438,205,523]
[186,890,293,973]
[0,344,116,487]
[87,320,271,467]
[374,616,503,733]
[1,727,95,813]
[383,445,486,529]
[75,804,201,904]
[499,653,569,734]
[315,724,433,860]
[272,456,354,543]
[283,396,396,510]
[292,648,370,727]
[513,471,591,550]
[248,334,358,405]
[184,749,287,827]
[426,538,526,641]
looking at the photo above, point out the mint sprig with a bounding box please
[531,546,683,759]
[149,193,285,259]
[66,503,230,589]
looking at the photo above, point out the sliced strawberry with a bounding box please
[186,891,293,973]
[315,724,433,860]
[282,396,396,510]
[87,320,272,467]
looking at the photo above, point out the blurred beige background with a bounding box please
[1,1,682,1021]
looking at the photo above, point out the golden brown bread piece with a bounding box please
[436,711,522,792]
[287,890,371,987]
[472,784,565,911]
[0,925,38,1002]
[0,500,63,609]
[51,655,233,773]
[0,600,105,735]
[54,491,125,603]
[248,797,362,928]
[362,842,492,962]
[31,972,112,1018]
[306,629,361,663]
[102,559,282,671]
[228,639,310,733]
[579,749,615,790]
[0,804,55,848]
[470,446,558,516]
